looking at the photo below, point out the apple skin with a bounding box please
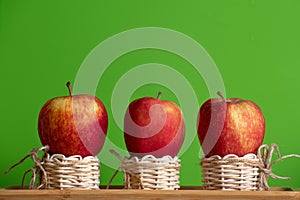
[197,94,265,157]
[124,93,185,158]
[38,83,108,157]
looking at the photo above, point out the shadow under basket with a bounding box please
[43,154,100,190]
[122,155,181,190]
[201,154,261,191]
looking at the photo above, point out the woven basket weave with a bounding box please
[201,154,260,191]
[43,154,100,190]
[122,155,181,190]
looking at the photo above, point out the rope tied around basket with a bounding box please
[4,145,49,189]
[257,143,300,190]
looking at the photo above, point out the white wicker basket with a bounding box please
[122,155,181,190]
[43,154,100,190]
[201,154,260,191]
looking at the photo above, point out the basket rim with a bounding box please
[124,155,180,163]
[202,153,258,160]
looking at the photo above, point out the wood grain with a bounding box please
[0,189,299,200]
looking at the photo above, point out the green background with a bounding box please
[1,0,300,188]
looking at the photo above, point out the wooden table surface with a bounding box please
[1,187,299,200]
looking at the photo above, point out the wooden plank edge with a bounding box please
[0,189,299,199]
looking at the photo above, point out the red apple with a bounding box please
[197,92,265,157]
[124,92,185,158]
[38,82,108,157]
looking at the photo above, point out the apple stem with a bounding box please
[66,81,73,96]
[157,91,162,100]
[217,91,226,102]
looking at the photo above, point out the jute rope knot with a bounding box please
[4,145,49,189]
[257,143,300,190]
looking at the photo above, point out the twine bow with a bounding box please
[4,146,49,189]
[257,143,300,190]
